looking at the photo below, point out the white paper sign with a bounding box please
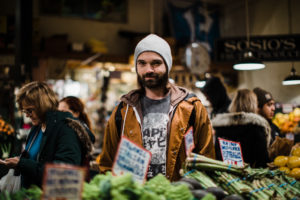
[282,104,293,114]
[184,127,195,156]
[42,164,85,200]
[286,132,294,141]
[218,138,244,167]
[112,136,151,183]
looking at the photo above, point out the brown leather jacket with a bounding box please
[99,83,215,181]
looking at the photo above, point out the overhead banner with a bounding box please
[214,34,300,62]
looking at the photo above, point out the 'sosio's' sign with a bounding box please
[214,34,300,62]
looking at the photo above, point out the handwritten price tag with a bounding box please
[218,138,244,167]
[42,164,86,200]
[112,136,151,183]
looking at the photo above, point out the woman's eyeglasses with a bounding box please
[22,108,35,116]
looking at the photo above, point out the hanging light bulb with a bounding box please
[282,66,300,85]
[195,73,211,88]
[233,0,265,71]
[233,51,265,70]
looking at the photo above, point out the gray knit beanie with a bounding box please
[134,34,172,73]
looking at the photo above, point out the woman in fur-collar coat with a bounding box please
[211,89,271,168]
[1,82,93,189]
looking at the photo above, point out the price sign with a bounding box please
[285,132,294,141]
[184,127,195,156]
[42,164,86,200]
[112,136,151,183]
[282,104,293,114]
[218,138,244,167]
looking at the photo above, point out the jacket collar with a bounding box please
[120,82,189,107]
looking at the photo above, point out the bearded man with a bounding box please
[98,34,215,181]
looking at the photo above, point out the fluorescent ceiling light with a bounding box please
[233,62,265,70]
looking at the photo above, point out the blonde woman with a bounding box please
[0,81,93,188]
[212,89,271,168]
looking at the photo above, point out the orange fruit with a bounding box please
[274,156,289,167]
[287,156,300,169]
[289,168,300,179]
[279,167,290,174]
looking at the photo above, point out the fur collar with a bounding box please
[212,112,271,147]
[66,118,94,157]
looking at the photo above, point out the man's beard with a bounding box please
[137,71,169,89]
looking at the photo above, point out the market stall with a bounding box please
[1,141,300,200]
[1,153,300,200]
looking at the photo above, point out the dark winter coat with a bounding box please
[269,120,281,145]
[212,112,271,168]
[17,111,93,188]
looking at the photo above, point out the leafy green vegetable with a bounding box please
[90,171,112,186]
[99,178,111,200]
[165,184,193,200]
[82,182,101,200]
[144,174,171,195]
[110,173,134,190]
[139,190,161,200]
[25,185,42,199]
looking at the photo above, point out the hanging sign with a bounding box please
[215,34,300,62]
[218,138,244,167]
[42,164,86,200]
[112,136,151,184]
[184,127,195,156]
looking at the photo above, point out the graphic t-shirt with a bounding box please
[141,94,170,179]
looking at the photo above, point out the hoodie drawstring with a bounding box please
[121,104,129,137]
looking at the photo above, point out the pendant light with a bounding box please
[282,65,300,85]
[233,0,265,70]
[282,0,300,85]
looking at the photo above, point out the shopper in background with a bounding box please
[201,76,231,119]
[253,87,293,160]
[212,89,271,168]
[0,81,93,188]
[99,34,215,181]
[58,96,95,143]
[253,87,281,144]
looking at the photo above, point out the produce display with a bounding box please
[1,153,300,200]
[82,172,196,200]
[183,153,300,200]
[0,185,42,200]
[273,107,300,134]
[273,145,300,179]
[0,173,198,200]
